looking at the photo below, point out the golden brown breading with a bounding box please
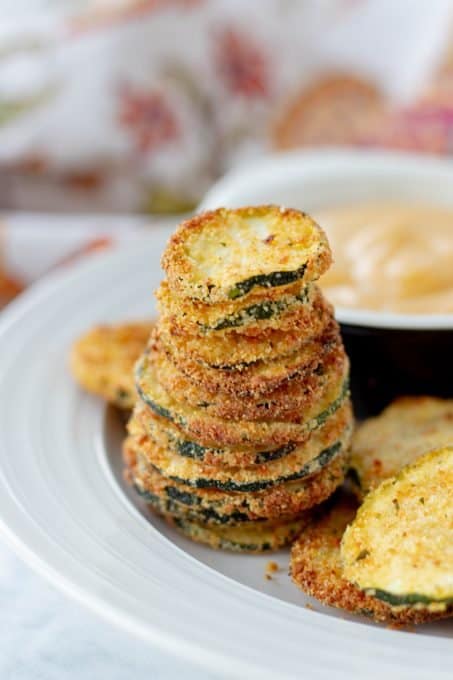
[291,494,450,624]
[342,446,453,610]
[130,442,348,521]
[123,435,297,527]
[132,406,297,467]
[350,396,453,498]
[151,338,347,423]
[136,350,350,449]
[162,319,343,398]
[129,402,352,490]
[165,515,309,553]
[158,293,333,369]
[132,398,352,469]
[70,321,153,408]
[161,206,332,304]
[157,279,325,338]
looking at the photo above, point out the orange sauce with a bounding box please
[316,203,453,314]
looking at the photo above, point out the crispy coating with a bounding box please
[124,436,302,527]
[162,206,332,303]
[132,407,297,467]
[291,494,450,624]
[129,402,352,490]
[152,336,347,422]
[136,350,350,448]
[350,396,453,498]
[165,515,308,553]
[157,279,325,338]
[342,446,453,609]
[158,293,333,369]
[70,321,153,408]
[133,398,352,468]
[163,319,343,398]
[130,441,348,521]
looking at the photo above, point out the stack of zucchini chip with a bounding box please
[124,205,353,552]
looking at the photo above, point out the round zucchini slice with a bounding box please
[157,279,317,336]
[136,351,350,448]
[131,446,348,521]
[350,396,453,498]
[161,205,331,303]
[131,405,299,467]
[158,294,332,369]
[152,340,347,423]
[124,436,274,526]
[291,494,450,624]
[130,402,352,491]
[164,319,342,398]
[70,320,153,408]
[341,446,453,610]
[167,516,309,553]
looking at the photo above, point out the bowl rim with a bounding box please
[199,148,453,331]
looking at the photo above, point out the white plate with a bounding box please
[0,231,451,680]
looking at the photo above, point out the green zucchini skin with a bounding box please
[136,352,350,442]
[133,485,258,526]
[201,290,309,332]
[227,265,307,300]
[172,517,273,552]
[170,517,306,553]
[367,589,453,608]
[310,379,350,429]
[162,428,297,465]
[140,440,344,493]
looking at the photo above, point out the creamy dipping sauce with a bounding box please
[315,203,453,314]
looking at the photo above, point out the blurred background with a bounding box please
[2,0,453,307]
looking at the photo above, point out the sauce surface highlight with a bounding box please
[315,203,453,314]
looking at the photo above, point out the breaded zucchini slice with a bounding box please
[291,494,450,624]
[158,293,332,369]
[350,396,453,497]
[341,446,453,610]
[70,321,153,408]
[131,446,348,521]
[136,351,350,448]
[166,516,308,553]
[130,403,352,492]
[152,340,347,423]
[164,319,342,398]
[157,279,320,337]
[123,436,275,526]
[162,206,331,303]
[133,405,301,467]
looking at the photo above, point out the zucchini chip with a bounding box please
[163,319,342,398]
[131,445,348,521]
[132,406,300,467]
[162,206,331,303]
[341,446,453,610]
[167,516,308,553]
[291,494,450,624]
[130,403,352,491]
[123,435,275,526]
[152,340,347,423]
[136,352,350,448]
[158,293,332,368]
[70,321,153,408]
[350,396,453,498]
[157,279,321,337]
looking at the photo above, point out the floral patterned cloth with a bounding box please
[1,0,453,214]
